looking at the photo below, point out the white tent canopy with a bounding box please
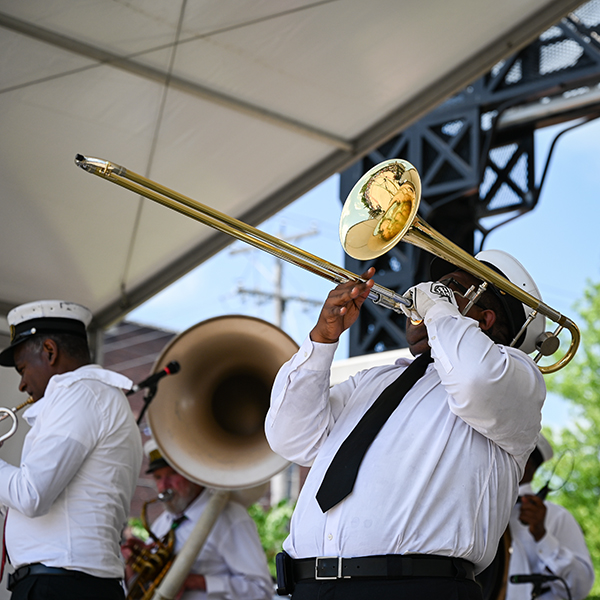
[0,0,584,333]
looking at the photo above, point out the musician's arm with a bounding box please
[426,301,545,462]
[202,504,274,600]
[265,336,357,466]
[0,385,98,516]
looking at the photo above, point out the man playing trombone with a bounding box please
[266,249,547,600]
[0,300,143,599]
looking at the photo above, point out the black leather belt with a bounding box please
[292,554,476,582]
[7,563,119,591]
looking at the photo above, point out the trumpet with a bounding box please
[74,155,579,373]
[0,397,35,443]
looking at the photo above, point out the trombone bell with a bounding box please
[340,160,421,261]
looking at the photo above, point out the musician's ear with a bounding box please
[42,338,59,366]
[474,308,496,332]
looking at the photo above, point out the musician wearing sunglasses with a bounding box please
[0,300,143,600]
[266,249,547,600]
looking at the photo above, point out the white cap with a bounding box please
[536,432,554,463]
[144,438,159,457]
[474,249,545,354]
[144,438,170,473]
[6,300,92,328]
[0,300,92,367]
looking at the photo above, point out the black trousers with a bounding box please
[290,577,483,600]
[10,573,125,600]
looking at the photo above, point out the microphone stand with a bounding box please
[530,580,549,599]
[136,384,158,426]
[513,575,572,600]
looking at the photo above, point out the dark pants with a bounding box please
[291,577,484,600]
[10,573,125,600]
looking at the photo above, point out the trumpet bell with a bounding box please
[147,315,298,490]
[340,159,422,260]
[0,407,18,443]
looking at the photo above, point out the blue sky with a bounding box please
[129,117,600,430]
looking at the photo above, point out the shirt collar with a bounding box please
[23,364,133,426]
[518,482,534,496]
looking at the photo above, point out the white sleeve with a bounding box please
[0,383,100,517]
[425,301,546,463]
[0,436,91,517]
[204,510,273,600]
[265,336,358,466]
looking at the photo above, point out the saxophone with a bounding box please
[126,491,176,600]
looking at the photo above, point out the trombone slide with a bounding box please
[74,155,410,313]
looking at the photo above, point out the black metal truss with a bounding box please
[342,1,600,356]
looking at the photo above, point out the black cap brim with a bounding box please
[0,317,88,368]
[146,458,170,474]
[429,257,457,282]
[0,339,26,367]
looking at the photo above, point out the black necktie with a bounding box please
[316,351,433,512]
[171,514,187,530]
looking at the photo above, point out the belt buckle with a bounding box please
[315,556,342,580]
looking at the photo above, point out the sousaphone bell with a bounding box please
[143,315,298,599]
[147,314,298,491]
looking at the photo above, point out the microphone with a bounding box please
[128,361,181,395]
[510,574,559,584]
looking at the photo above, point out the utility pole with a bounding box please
[232,225,322,330]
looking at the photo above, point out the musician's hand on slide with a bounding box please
[519,494,547,541]
[401,281,458,322]
[310,268,375,344]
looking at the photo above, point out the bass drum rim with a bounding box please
[475,528,511,600]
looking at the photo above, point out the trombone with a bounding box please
[74,155,579,374]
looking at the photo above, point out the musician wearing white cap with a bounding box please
[122,440,273,600]
[507,433,594,600]
[0,300,143,599]
[266,250,547,600]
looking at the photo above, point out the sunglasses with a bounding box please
[439,277,487,310]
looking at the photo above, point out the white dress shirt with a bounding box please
[507,483,595,600]
[266,301,546,573]
[0,364,143,578]
[151,489,273,600]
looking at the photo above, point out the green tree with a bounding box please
[249,498,295,578]
[544,279,600,598]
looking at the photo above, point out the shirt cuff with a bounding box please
[203,573,223,595]
[535,529,561,561]
[288,335,339,371]
[423,299,461,325]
